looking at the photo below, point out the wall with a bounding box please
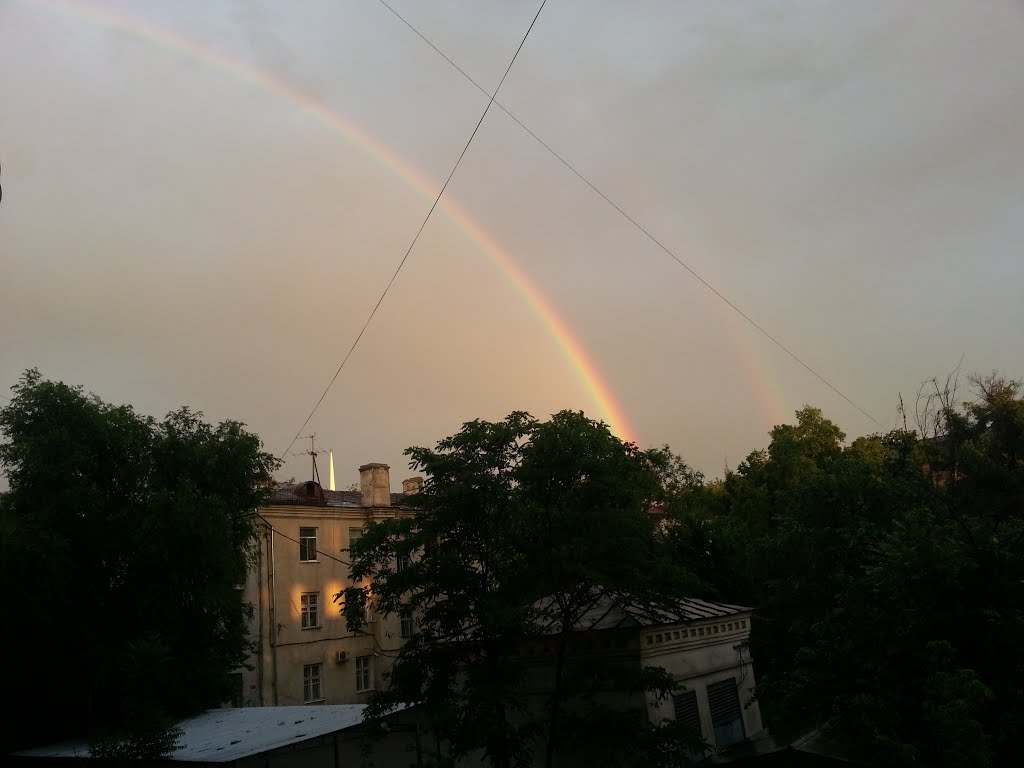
[240,504,413,707]
[642,612,763,752]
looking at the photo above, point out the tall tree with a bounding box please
[0,370,278,755]
[340,411,703,768]
[686,376,1024,767]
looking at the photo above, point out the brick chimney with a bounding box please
[359,463,391,507]
[402,476,424,495]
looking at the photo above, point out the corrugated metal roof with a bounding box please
[534,592,751,633]
[16,705,384,763]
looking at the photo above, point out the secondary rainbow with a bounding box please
[34,0,638,443]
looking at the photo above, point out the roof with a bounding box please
[534,592,751,633]
[267,482,406,509]
[16,706,389,763]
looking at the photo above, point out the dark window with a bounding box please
[396,553,411,572]
[673,689,701,736]
[707,678,745,749]
[303,663,322,702]
[299,527,317,562]
[400,606,414,638]
[228,672,244,708]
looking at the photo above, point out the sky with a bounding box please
[2,0,1023,488]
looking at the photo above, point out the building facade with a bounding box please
[520,594,764,758]
[239,463,420,708]
[239,466,764,758]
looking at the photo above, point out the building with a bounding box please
[522,593,764,758]
[239,463,420,708]
[240,464,765,758]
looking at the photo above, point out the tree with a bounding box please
[691,377,1024,767]
[0,370,278,755]
[339,411,704,768]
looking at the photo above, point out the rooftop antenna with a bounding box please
[297,434,321,486]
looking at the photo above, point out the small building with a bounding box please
[523,593,764,758]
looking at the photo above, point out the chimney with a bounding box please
[402,477,424,495]
[359,463,391,507]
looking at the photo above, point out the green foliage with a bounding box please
[665,374,1024,767]
[339,411,702,768]
[0,369,278,752]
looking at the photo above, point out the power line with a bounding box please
[279,0,550,460]
[372,0,880,427]
[255,511,353,567]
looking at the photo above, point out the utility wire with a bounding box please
[255,511,353,567]
[279,0,550,460]
[373,0,880,426]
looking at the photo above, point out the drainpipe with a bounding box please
[263,520,280,706]
[256,529,264,706]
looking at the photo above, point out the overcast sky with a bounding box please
[2,0,1023,487]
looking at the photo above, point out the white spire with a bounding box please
[329,449,336,491]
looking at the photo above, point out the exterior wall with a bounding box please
[240,503,413,707]
[642,611,763,752]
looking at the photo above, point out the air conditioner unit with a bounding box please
[335,650,348,664]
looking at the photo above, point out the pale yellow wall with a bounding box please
[241,504,413,707]
[642,612,763,751]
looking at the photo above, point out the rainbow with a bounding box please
[32,0,638,443]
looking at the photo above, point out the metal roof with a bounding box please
[534,592,751,633]
[267,483,407,509]
[16,705,382,763]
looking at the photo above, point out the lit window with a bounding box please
[301,592,319,629]
[299,527,318,562]
[400,606,414,638]
[303,663,323,703]
[355,655,372,692]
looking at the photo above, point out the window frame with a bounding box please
[707,677,746,749]
[303,662,323,703]
[299,527,318,562]
[300,591,320,629]
[348,527,363,555]
[355,655,373,692]
[399,606,414,638]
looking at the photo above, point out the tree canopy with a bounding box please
[0,369,278,755]
[662,374,1024,767]
[340,410,704,768]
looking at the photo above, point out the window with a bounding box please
[228,672,244,708]
[301,592,319,629]
[707,678,745,749]
[299,527,318,562]
[673,689,701,738]
[355,655,372,692]
[400,606,414,638]
[396,553,411,572]
[348,527,362,555]
[303,663,323,703]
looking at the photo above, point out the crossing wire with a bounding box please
[373,0,880,426]
[279,0,551,460]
